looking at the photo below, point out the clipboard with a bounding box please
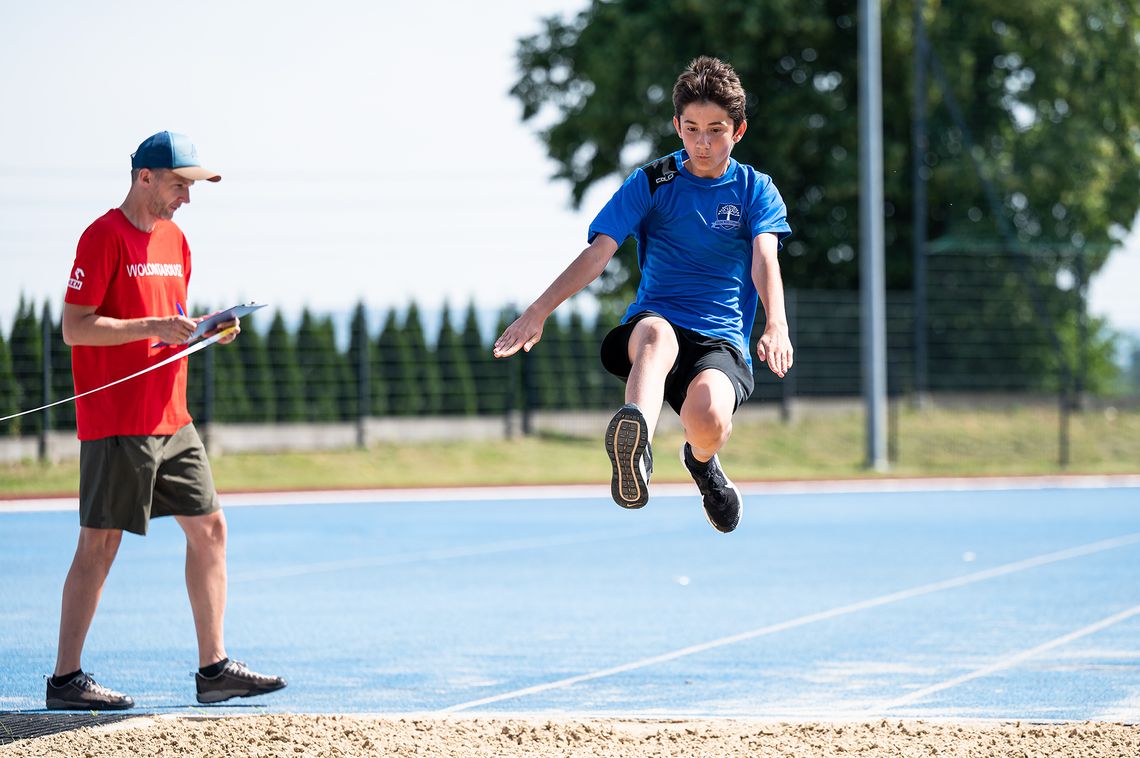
[155,301,268,347]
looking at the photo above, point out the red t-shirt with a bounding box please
[64,209,193,440]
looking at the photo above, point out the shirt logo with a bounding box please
[68,267,85,291]
[711,203,742,230]
[126,262,184,277]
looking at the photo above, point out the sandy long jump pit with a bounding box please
[1,713,1138,757]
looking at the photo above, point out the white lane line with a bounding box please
[437,532,1140,713]
[230,524,684,584]
[873,603,1140,713]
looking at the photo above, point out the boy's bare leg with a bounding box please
[680,369,743,533]
[176,510,228,668]
[680,369,737,461]
[624,317,679,438]
[55,527,123,675]
[605,318,678,509]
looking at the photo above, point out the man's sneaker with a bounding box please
[681,442,743,533]
[46,672,134,711]
[605,403,653,508]
[195,660,287,704]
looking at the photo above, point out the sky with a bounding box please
[1,0,1138,342]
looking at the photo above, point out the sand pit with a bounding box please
[2,714,1138,757]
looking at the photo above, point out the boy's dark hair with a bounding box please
[672,56,747,129]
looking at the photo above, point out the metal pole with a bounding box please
[356,312,370,449]
[860,0,889,471]
[912,0,929,404]
[1058,386,1070,468]
[1074,252,1088,410]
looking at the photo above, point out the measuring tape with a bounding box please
[0,327,237,423]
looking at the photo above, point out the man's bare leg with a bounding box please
[177,510,228,668]
[55,527,122,675]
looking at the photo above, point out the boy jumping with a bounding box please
[494,56,793,533]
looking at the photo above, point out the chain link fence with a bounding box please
[3,261,1137,467]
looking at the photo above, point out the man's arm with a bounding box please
[62,303,197,347]
[751,232,793,378]
[493,234,620,357]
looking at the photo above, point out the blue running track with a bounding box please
[1,480,1138,720]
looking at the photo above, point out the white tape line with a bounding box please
[873,603,1140,713]
[0,327,236,423]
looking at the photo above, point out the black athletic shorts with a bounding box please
[78,423,220,536]
[599,311,755,415]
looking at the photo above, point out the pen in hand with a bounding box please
[153,303,190,347]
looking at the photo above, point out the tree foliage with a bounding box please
[3,289,1119,436]
[296,308,343,422]
[512,0,1140,304]
[461,301,505,414]
[436,302,478,415]
[237,313,276,422]
[267,310,306,422]
[377,307,417,416]
[0,324,19,436]
[9,297,43,434]
[48,310,75,431]
[404,302,443,416]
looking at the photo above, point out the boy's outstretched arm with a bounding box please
[493,234,619,358]
[752,232,794,378]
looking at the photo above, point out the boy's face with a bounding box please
[673,101,747,179]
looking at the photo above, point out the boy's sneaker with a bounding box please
[605,403,653,508]
[681,443,742,533]
[46,672,134,711]
[195,660,287,704]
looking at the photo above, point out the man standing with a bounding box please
[47,131,285,710]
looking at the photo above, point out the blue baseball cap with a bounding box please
[130,131,221,182]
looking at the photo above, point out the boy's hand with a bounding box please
[757,323,793,378]
[493,311,545,358]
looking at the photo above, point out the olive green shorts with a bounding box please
[78,423,220,536]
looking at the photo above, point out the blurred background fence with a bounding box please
[3,246,1138,467]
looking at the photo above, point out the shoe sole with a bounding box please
[605,407,649,509]
[46,698,134,711]
[679,446,743,533]
[196,683,286,704]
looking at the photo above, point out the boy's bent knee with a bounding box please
[681,408,733,451]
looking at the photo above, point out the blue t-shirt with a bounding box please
[589,149,791,365]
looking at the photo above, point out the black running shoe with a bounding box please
[195,660,287,704]
[46,672,134,711]
[605,403,653,508]
[681,442,742,533]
